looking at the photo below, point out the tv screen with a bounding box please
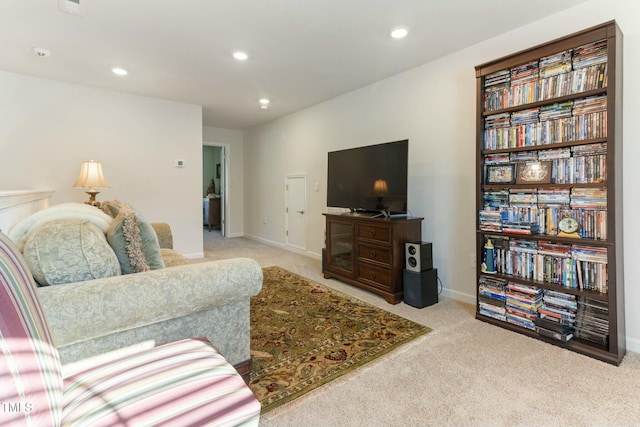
[327,139,408,214]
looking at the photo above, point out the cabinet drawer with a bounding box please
[358,244,391,266]
[358,264,391,290]
[357,224,390,243]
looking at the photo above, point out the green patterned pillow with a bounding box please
[106,203,165,274]
[100,199,123,218]
[23,219,121,286]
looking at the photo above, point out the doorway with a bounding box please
[202,144,227,237]
[285,174,307,250]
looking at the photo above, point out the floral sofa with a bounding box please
[0,230,261,426]
[7,202,262,379]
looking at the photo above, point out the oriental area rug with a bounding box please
[249,266,432,414]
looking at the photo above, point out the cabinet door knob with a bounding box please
[371,250,376,257]
[370,230,376,236]
[370,272,376,279]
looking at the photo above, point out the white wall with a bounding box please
[243,0,640,352]
[0,71,204,257]
[203,126,244,237]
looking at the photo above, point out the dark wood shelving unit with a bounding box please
[474,21,625,364]
[323,213,422,304]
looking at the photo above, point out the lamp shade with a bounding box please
[373,179,389,196]
[73,160,110,189]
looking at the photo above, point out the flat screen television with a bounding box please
[327,139,408,216]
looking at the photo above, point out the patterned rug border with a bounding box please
[250,266,432,414]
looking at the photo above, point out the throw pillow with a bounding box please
[23,219,121,286]
[106,203,165,274]
[100,199,123,218]
[8,202,113,253]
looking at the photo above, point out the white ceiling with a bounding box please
[0,0,590,130]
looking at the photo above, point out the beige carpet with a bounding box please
[202,231,640,427]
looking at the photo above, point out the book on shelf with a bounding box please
[535,326,573,341]
[539,49,572,78]
[574,295,609,346]
[570,187,607,210]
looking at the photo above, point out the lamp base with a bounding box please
[84,191,101,208]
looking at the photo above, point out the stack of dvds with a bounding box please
[484,112,512,150]
[499,239,537,279]
[509,188,538,206]
[482,189,509,209]
[539,147,571,161]
[540,49,572,78]
[503,204,540,225]
[572,245,608,292]
[537,188,570,206]
[535,290,576,341]
[574,296,609,347]
[484,69,511,112]
[478,276,507,321]
[573,95,607,115]
[511,60,540,107]
[572,39,608,69]
[485,69,511,87]
[511,108,540,125]
[479,210,503,232]
[539,50,573,100]
[484,153,510,164]
[570,187,607,210]
[501,221,540,235]
[537,241,574,288]
[511,108,541,147]
[510,151,539,162]
[505,282,542,330]
[539,101,573,121]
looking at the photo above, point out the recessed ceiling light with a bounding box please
[111,67,128,76]
[259,98,270,109]
[32,47,51,58]
[390,26,409,39]
[233,51,248,61]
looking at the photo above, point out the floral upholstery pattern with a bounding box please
[8,203,263,377]
[38,257,263,368]
[23,218,121,286]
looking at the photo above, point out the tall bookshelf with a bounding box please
[474,21,624,365]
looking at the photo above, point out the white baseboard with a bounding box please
[184,252,205,259]
[243,233,322,260]
[440,288,476,305]
[626,336,640,354]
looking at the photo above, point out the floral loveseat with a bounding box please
[7,202,262,379]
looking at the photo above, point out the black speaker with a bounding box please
[403,269,438,308]
[405,242,433,272]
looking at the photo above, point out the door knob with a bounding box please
[297,210,305,214]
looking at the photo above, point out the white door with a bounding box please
[285,175,307,250]
[219,147,226,237]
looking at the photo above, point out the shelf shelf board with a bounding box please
[481,137,608,155]
[482,88,607,117]
[477,271,609,301]
[475,313,620,365]
[476,230,612,247]
[482,182,607,190]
